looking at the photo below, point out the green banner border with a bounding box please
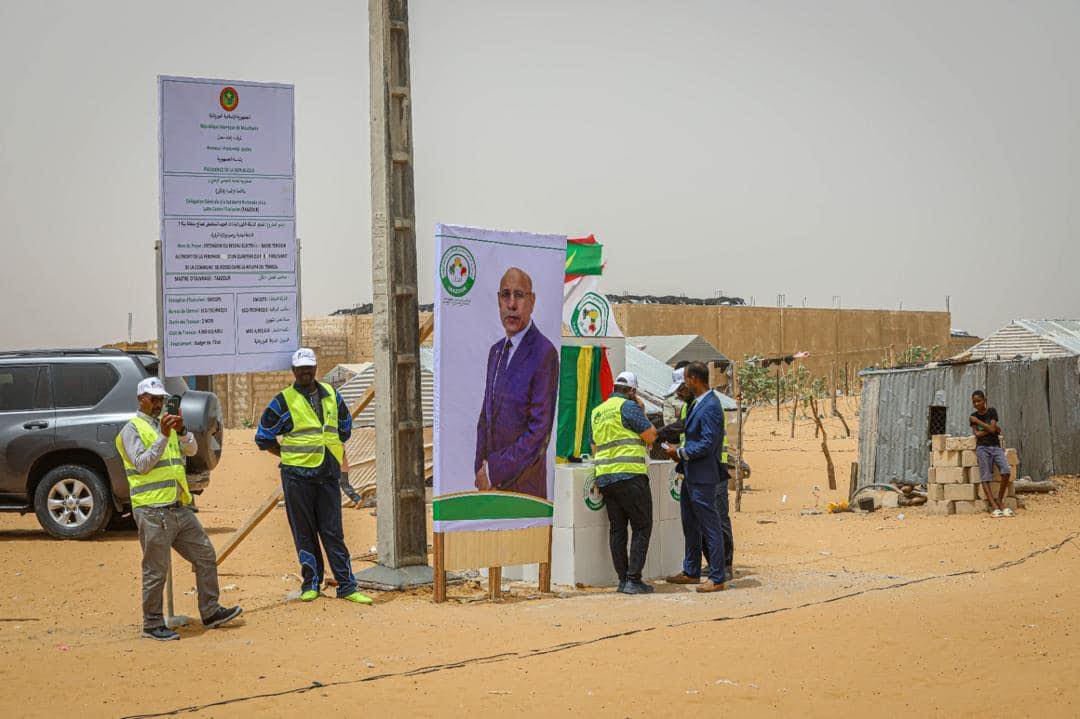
[432,493,554,521]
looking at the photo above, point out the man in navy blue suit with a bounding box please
[474,267,559,500]
[662,362,727,592]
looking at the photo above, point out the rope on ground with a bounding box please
[119,531,1078,719]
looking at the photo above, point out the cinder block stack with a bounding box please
[925,434,1019,516]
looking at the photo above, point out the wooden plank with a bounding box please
[216,486,283,566]
[488,566,501,600]
[538,526,552,593]
[432,532,446,603]
[442,526,550,571]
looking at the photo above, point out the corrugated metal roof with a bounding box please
[336,358,434,428]
[342,427,433,500]
[966,319,1080,359]
[630,335,730,366]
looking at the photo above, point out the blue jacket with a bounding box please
[677,390,725,485]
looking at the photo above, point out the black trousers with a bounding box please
[281,475,357,597]
[706,479,735,569]
[599,474,653,582]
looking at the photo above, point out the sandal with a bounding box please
[991,509,1005,518]
[1003,508,1015,517]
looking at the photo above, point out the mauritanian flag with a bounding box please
[556,345,614,460]
[565,235,603,278]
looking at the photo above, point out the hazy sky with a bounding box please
[1,0,1077,349]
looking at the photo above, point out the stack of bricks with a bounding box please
[925,435,1019,516]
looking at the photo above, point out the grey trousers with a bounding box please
[134,505,222,630]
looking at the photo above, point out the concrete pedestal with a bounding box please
[499,460,684,587]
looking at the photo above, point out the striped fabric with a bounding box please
[556,345,614,460]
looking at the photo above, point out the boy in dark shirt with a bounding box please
[970,390,1013,517]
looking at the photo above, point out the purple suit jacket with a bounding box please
[474,323,559,499]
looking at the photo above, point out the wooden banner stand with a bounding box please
[433,525,552,603]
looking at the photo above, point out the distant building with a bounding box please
[964,319,1080,360]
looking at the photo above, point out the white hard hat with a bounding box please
[291,347,317,367]
[665,367,685,397]
[614,371,638,389]
[137,377,169,397]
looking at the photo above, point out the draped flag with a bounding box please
[556,345,614,460]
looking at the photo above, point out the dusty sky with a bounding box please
[1,0,1077,348]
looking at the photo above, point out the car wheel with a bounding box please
[33,465,113,539]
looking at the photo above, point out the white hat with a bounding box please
[614,371,638,389]
[664,367,685,397]
[291,347,317,367]
[137,377,169,397]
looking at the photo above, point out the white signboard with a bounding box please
[158,76,297,376]
[433,225,565,532]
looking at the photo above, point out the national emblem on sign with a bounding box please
[219,86,239,112]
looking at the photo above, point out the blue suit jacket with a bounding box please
[678,390,726,486]
[474,323,559,499]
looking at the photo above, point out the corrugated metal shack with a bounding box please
[858,356,1080,486]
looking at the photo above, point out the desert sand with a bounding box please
[1,397,1077,718]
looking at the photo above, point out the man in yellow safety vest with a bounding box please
[117,377,242,641]
[589,371,658,594]
[255,348,372,605]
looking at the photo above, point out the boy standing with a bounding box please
[970,390,1014,518]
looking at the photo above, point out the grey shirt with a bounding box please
[120,411,197,475]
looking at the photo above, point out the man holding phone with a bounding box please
[116,377,242,641]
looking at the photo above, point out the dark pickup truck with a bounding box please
[0,349,222,539]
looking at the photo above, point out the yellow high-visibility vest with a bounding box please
[279,383,343,469]
[115,416,191,508]
[590,396,648,478]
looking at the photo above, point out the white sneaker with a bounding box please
[1003,508,1015,517]
[991,509,1005,518]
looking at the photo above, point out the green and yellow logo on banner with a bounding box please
[439,245,476,298]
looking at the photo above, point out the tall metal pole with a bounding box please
[357,0,431,589]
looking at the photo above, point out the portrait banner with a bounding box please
[433,224,566,532]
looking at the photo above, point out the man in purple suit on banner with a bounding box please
[474,267,559,500]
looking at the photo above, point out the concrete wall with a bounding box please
[613,304,952,384]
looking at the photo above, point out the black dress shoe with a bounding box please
[616,580,628,593]
[621,580,655,595]
[725,566,734,582]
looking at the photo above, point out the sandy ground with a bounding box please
[1,397,1078,718]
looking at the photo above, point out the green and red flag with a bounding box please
[565,235,603,279]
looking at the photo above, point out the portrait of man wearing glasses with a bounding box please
[473,266,559,500]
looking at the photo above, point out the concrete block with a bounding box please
[927,467,936,484]
[570,525,620,587]
[880,492,900,508]
[1004,448,1019,464]
[553,463,608,529]
[926,499,955,516]
[648,460,681,522]
[975,482,1017,501]
[934,466,965,484]
[963,467,980,484]
[945,435,977,451]
[932,450,962,468]
[961,450,978,467]
[657,518,686,579]
[954,500,989,515]
[931,434,947,452]
[927,483,945,501]
[944,483,978,501]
